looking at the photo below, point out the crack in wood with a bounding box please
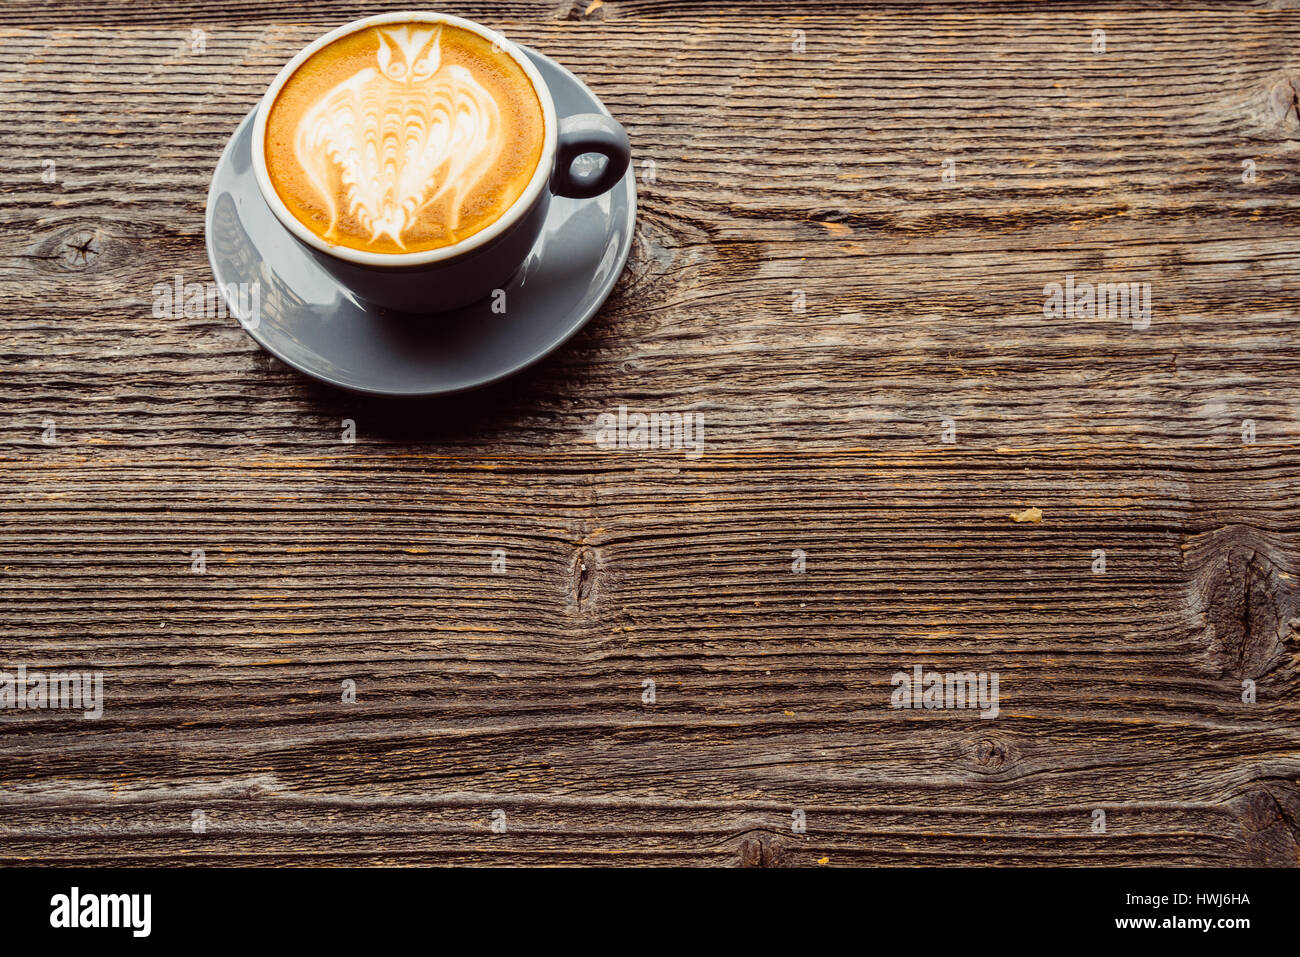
[570,543,599,611]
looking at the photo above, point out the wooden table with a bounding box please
[1,0,1298,867]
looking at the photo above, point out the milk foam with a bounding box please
[292,25,506,249]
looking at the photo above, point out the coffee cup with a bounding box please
[250,11,630,313]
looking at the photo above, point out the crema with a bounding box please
[264,22,545,255]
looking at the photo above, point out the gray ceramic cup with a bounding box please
[250,11,630,313]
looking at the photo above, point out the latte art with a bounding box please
[264,21,545,254]
[298,26,502,247]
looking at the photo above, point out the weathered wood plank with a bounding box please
[0,1,1298,866]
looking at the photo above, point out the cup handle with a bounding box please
[551,113,631,199]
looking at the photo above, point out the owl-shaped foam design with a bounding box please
[294,25,503,248]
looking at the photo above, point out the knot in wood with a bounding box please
[1182,525,1296,679]
[975,736,1009,770]
[61,229,102,270]
[738,832,785,868]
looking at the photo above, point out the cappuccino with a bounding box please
[264,21,545,255]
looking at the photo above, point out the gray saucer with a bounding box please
[205,46,637,397]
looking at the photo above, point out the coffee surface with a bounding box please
[264,22,545,254]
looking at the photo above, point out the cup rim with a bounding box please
[250,11,558,268]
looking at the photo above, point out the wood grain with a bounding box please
[1,0,1299,866]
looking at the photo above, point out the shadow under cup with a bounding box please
[252,13,631,315]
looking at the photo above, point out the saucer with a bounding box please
[205,46,637,397]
